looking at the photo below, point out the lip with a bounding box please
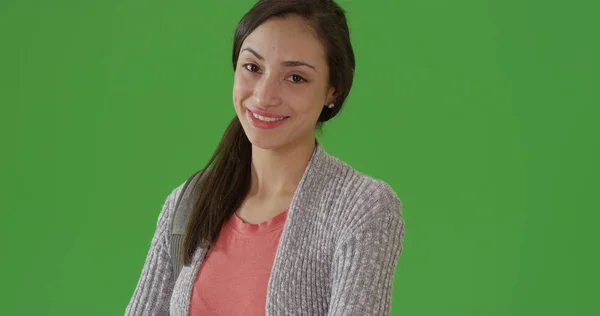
[247,107,290,119]
[246,108,290,130]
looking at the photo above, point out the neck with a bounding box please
[249,137,316,198]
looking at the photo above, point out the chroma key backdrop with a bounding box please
[1,0,598,315]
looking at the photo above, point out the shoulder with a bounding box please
[319,153,404,237]
[155,179,187,231]
[147,169,208,252]
[322,153,402,212]
[167,168,215,235]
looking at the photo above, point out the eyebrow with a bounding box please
[241,47,316,71]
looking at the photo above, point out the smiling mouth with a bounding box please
[250,111,288,122]
[246,109,290,129]
[247,108,290,120]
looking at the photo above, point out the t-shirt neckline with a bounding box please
[228,208,289,235]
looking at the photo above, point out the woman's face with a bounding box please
[233,15,336,151]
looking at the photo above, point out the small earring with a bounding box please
[326,103,335,109]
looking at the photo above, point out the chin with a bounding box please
[247,134,284,150]
[239,118,286,151]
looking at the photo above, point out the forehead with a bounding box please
[241,15,327,68]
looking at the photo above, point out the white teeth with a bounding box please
[252,112,286,122]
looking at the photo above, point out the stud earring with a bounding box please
[326,103,335,109]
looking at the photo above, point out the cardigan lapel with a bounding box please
[170,246,208,315]
[265,139,335,313]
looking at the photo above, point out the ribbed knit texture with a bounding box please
[125,140,405,315]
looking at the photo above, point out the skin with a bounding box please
[232,14,337,223]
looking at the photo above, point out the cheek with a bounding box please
[233,72,252,102]
[291,91,324,116]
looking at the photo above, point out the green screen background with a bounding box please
[1,0,598,315]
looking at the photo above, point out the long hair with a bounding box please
[182,0,356,265]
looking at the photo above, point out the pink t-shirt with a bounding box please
[189,208,289,316]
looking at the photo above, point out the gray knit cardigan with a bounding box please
[125,140,405,315]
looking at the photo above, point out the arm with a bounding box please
[125,190,177,316]
[327,183,405,316]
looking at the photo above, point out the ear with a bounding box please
[325,85,338,104]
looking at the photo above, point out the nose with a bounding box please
[253,73,282,108]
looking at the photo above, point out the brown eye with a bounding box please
[288,74,306,83]
[244,63,259,72]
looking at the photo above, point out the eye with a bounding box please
[243,63,260,73]
[242,63,307,84]
[287,74,307,84]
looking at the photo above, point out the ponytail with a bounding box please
[182,116,252,265]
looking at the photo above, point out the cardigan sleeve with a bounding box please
[125,189,178,316]
[327,182,405,316]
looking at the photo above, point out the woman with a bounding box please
[126,0,405,315]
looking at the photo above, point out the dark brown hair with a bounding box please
[182,0,356,265]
